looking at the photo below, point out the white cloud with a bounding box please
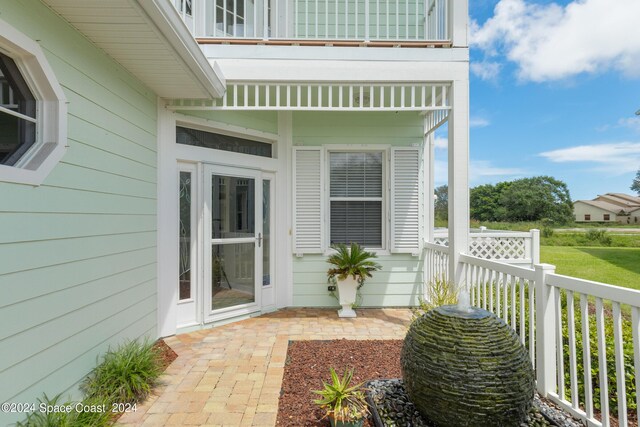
[539,142,640,174]
[434,158,526,186]
[471,0,640,82]
[470,117,491,128]
[618,117,640,132]
[471,61,502,81]
[433,136,448,149]
[470,160,526,182]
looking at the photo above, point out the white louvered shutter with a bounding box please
[390,147,422,253]
[293,147,323,253]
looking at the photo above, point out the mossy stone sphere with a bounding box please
[401,305,535,427]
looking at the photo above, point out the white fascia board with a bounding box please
[213,59,468,83]
[200,44,469,63]
[134,0,225,98]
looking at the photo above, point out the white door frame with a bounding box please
[260,171,277,310]
[176,162,199,328]
[203,164,263,323]
[157,106,293,337]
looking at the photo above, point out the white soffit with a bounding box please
[42,0,225,99]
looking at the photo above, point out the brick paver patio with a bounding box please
[117,308,412,426]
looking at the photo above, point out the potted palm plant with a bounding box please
[313,368,369,427]
[327,243,381,318]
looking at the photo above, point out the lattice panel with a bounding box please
[468,237,527,260]
[433,237,448,246]
[431,236,528,260]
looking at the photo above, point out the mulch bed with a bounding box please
[276,339,403,427]
[154,339,178,370]
[276,339,637,427]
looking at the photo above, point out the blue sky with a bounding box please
[434,0,640,201]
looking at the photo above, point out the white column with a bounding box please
[423,124,435,243]
[531,228,541,266]
[157,102,179,338]
[450,0,468,47]
[535,263,557,396]
[447,78,469,286]
[278,111,294,308]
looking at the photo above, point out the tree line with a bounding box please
[435,176,574,224]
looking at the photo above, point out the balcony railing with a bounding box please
[175,0,450,43]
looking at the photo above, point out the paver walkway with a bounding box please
[118,308,412,426]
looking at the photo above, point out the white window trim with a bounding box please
[0,17,67,186]
[324,145,390,255]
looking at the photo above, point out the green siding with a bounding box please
[0,2,158,424]
[292,111,423,307]
[293,111,423,146]
[293,254,423,307]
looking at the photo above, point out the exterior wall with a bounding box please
[0,2,158,423]
[293,254,424,306]
[573,202,617,223]
[292,111,424,307]
[292,111,422,146]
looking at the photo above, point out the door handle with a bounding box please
[257,233,262,247]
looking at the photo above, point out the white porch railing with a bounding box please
[177,0,450,42]
[424,247,640,427]
[461,254,537,368]
[424,241,450,282]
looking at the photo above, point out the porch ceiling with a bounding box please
[42,0,225,99]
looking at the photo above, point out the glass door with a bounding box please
[204,165,262,321]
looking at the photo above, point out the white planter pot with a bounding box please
[337,276,359,318]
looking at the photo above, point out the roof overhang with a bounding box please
[42,0,225,99]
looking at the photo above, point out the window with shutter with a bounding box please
[293,147,323,253]
[329,151,384,248]
[293,146,422,255]
[391,147,421,253]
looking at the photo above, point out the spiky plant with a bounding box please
[312,368,369,423]
[82,339,162,404]
[327,243,382,287]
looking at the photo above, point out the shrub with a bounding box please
[15,394,112,427]
[413,276,459,319]
[585,229,612,246]
[541,226,554,238]
[82,339,163,404]
[15,394,72,427]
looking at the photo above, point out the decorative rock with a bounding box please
[367,379,585,427]
[400,305,536,427]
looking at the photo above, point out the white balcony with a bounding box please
[174,0,452,45]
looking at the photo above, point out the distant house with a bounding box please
[573,193,640,224]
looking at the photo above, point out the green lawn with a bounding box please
[540,246,640,290]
